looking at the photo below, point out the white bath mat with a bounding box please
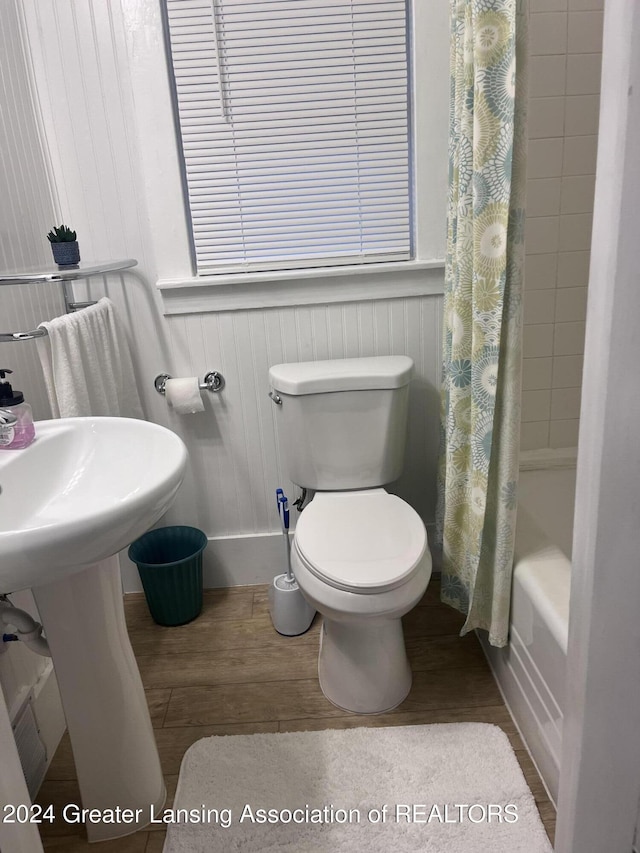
[163,724,552,852]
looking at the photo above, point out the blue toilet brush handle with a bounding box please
[276,489,293,581]
[276,488,290,530]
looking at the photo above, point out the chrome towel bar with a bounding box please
[0,329,48,343]
[0,259,137,343]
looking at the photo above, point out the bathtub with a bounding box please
[479,449,576,807]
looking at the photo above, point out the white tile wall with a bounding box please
[529,97,566,138]
[527,179,562,218]
[523,0,602,449]
[549,418,580,446]
[524,289,557,325]
[562,134,599,174]
[524,323,555,358]
[523,357,553,391]
[560,175,596,213]
[525,252,557,288]
[551,386,582,420]
[527,216,561,253]
[552,354,583,388]
[530,13,568,54]
[553,321,586,355]
[566,54,602,95]
[522,389,552,423]
[555,286,589,322]
[521,420,550,450]
[530,55,567,97]
[568,0,603,9]
[567,11,604,53]
[528,138,564,177]
[557,250,590,287]
[531,0,567,12]
[564,94,600,135]
[558,213,593,251]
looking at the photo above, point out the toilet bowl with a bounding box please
[291,489,432,714]
[268,355,433,715]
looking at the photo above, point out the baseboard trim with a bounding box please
[120,532,287,593]
[121,524,438,593]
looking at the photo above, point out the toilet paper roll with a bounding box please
[164,377,205,414]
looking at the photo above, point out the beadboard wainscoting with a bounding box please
[120,294,445,592]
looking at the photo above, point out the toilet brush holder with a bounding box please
[268,574,315,636]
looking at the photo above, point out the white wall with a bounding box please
[0,0,60,422]
[0,0,61,732]
[11,0,447,592]
[3,1,610,585]
[522,0,603,450]
[555,0,640,847]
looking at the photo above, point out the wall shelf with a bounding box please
[0,259,137,286]
[0,259,138,342]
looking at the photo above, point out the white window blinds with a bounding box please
[164,0,412,274]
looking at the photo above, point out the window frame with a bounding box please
[163,0,416,276]
[122,0,448,311]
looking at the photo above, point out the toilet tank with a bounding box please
[268,356,413,490]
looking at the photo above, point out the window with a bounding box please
[164,0,412,275]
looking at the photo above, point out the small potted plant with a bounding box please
[47,224,80,266]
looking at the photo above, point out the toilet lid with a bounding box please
[294,490,427,593]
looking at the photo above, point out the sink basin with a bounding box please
[0,417,187,592]
[0,416,188,843]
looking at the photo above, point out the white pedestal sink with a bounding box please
[0,417,188,844]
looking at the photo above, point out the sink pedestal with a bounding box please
[33,556,166,843]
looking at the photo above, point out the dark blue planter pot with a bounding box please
[51,241,80,266]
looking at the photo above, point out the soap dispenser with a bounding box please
[0,369,36,449]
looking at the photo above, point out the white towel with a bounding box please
[36,297,144,419]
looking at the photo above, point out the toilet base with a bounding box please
[318,616,412,714]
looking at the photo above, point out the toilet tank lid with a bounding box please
[269,356,414,395]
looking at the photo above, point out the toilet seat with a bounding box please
[294,489,427,594]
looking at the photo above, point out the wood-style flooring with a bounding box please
[35,579,556,851]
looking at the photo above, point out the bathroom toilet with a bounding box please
[268,356,432,714]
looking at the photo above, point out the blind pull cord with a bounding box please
[211,0,229,123]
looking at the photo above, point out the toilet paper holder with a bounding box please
[154,371,225,396]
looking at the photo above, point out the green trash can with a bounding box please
[128,526,207,626]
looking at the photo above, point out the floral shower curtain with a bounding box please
[436,0,527,647]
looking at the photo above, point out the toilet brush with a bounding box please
[268,488,316,636]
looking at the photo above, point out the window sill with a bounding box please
[157,259,446,314]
